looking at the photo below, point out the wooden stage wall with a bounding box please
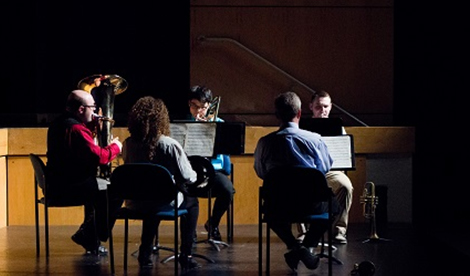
[0,126,414,228]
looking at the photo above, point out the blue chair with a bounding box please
[107,163,189,275]
[258,166,338,276]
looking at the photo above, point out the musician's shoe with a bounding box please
[284,246,320,271]
[138,254,153,268]
[204,220,222,241]
[297,246,320,270]
[179,254,201,270]
[284,249,300,271]
[71,230,100,254]
[138,246,153,268]
[333,232,347,244]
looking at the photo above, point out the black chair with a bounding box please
[108,163,212,275]
[258,166,339,276]
[30,153,87,258]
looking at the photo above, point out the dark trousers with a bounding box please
[270,220,329,250]
[50,177,123,244]
[141,195,199,256]
[209,171,235,227]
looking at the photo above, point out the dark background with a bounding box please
[2,1,469,232]
[1,2,189,126]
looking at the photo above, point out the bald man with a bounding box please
[46,90,123,255]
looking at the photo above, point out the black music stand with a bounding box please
[299,117,344,136]
[169,121,245,247]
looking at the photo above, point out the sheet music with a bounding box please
[322,135,354,170]
[170,123,216,157]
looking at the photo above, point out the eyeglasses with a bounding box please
[82,104,97,109]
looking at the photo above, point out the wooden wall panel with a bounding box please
[190,3,394,126]
[2,126,412,226]
[0,157,6,227]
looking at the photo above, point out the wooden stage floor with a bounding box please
[0,223,468,276]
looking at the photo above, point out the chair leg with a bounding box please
[35,201,40,257]
[124,218,129,272]
[228,168,234,243]
[107,191,115,275]
[258,209,263,276]
[266,222,270,276]
[44,203,49,258]
[108,230,115,274]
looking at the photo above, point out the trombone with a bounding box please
[204,96,221,122]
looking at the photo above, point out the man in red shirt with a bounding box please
[47,89,123,254]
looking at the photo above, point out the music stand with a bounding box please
[299,117,344,136]
[169,121,246,247]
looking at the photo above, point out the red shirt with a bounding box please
[47,114,120,186]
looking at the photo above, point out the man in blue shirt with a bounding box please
[254,91,333,271]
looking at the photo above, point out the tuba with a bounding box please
[78,74,128,179]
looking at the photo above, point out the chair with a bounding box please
[107,163,211,275]
[30,153,86,258]
[187,155,230,251]
[258,166,339,276]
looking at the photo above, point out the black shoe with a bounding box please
[204,221,222,241]
[71,230,99,254]
[138,249,153,268]
[179,254,200,270]
[284,250,300,271]
[297,246,320,270]
[138,256,153,268]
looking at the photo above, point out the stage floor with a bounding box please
[0,223,468,276]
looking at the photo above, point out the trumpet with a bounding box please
[361,181,378,220]
[360,182,390,243]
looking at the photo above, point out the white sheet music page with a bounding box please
[322,135,353,170]
[170,123,216,157]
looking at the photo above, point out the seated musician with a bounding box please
[308,90,353,244]
[254,91,333,271]
[186,85,235,242]
[122,96,201,269]
[46,89,123,255]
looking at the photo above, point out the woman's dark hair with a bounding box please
[127,96,170,160]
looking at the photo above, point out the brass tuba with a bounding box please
[78,74,128,179]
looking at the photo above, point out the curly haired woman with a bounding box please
[122,96,200,269]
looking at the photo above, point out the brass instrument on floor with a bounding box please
[360,182,390,243]
[78,74,128,179]
[361,181,378,220]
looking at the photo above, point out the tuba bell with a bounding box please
[78,74,128,95]
[78,74,128,179]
